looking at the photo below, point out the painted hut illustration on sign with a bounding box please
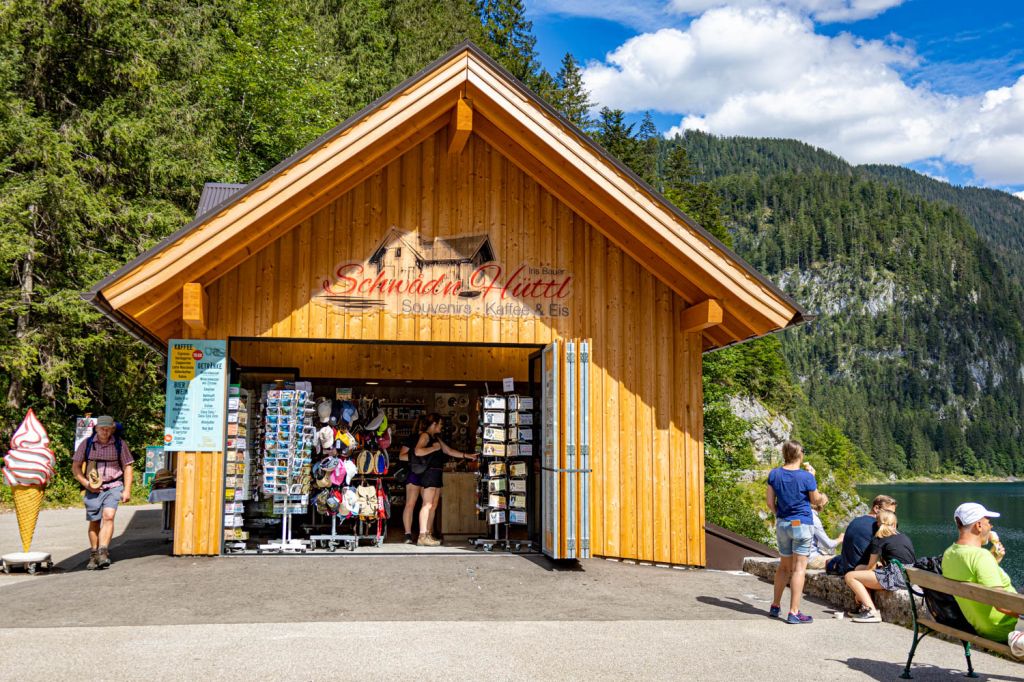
[84,41,807,562]
[318,228,498,312]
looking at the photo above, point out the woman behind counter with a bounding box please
[412,412,477,547]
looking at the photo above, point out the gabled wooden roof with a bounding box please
[85,41,806,352]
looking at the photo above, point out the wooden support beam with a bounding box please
[680,299,723,333]
[182,282,208,333]
[448,98,473,156]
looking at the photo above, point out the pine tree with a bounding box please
[636,112,659,186]
[477,0,541,86]
[593,107,644,173]
[551,53,592,131]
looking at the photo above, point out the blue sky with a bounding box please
[528,1,1024,196]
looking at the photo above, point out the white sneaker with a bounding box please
[852,608,882,623]
[1008,630,1024,659]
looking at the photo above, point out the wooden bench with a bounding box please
[897,561,1024,678]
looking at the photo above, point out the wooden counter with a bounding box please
[441,471,487,535]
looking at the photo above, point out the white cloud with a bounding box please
[526,0,903,28]
[580,6,1024,184]
[1014,191,1024,201]
[668,0,905,23]
[945,77,1024,185]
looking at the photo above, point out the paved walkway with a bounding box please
[1,506,1022,680]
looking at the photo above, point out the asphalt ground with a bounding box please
[1,506,1022,680]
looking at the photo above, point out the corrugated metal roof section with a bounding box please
[195,183,246,219]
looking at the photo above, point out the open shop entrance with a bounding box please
[220,338,546,555]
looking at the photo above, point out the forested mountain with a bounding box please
[674,131,1024,477]
[860,164,1024,285]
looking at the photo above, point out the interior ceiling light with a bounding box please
[366,381,379,385]
[453,383,467,387]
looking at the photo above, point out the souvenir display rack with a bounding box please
[257,385,315,553]
[471,393,534,552]
[223,386,252,552]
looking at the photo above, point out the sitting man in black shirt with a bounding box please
[827,494,897,575]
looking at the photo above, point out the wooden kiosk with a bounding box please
[85,43,805,564]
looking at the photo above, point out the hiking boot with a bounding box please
[785,611,813,624]
[417,534,441,547]
[1009,631,1024,659]
[852,608,881,623]
[96,546,111,569]
[768,605,781,618]
[403,533,414,545]
[86,550,100,571]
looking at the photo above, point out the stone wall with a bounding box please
[742,557,916,626]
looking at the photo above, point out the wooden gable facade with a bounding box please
[87,43,805,563]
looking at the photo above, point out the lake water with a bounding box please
[857,482,1024,588]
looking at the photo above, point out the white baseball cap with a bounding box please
[954,502,1001,526]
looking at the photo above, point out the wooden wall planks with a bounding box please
[173,451,224,556]
[204,128,707,566]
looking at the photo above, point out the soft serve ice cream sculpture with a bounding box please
[3,409,56,552]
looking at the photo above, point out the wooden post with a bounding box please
[182,282,208,334]
[680,299,723,333]
[448,98,473,157]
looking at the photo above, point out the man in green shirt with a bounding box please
[942,502,1023,657]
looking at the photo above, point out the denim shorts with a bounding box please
[776,519,814,557]
[84,485,123,521]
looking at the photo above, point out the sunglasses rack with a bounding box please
[471,394,535,552]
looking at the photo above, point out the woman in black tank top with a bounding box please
[412,412,478,547]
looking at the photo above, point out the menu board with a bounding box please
[163,340,227,452]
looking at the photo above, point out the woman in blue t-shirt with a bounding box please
[767,440,825,624]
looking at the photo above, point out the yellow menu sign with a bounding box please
[170,346,196,381]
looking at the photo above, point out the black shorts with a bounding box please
[420,468,444,489]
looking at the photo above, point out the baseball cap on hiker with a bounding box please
[954,502,1000,526]
[95,415,115,428]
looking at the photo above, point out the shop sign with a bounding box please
[163,339,227,452]
[316,229,573,318]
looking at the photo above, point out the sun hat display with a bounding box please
[954,502,1001,526]
[315,490,331,515]
[365,410,387,435]
[325,490,341,515]
[341,486,360,517]
[340,401,358,425]
[151,468,175,489]
[374,450,388,475]
[342,458,357,484]
[316,398,333,424]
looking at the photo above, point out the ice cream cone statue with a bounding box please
[3,410,56,552]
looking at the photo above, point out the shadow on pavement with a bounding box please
[839,656,1020,681]
[56,509,168,572]
[695,595,767,617]
[519,554,585,572]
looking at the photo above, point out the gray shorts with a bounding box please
[85,485,123,521]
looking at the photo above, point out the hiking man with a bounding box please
[826,493,897,577]
[72,415,133,570]
[942,502,1024,656]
